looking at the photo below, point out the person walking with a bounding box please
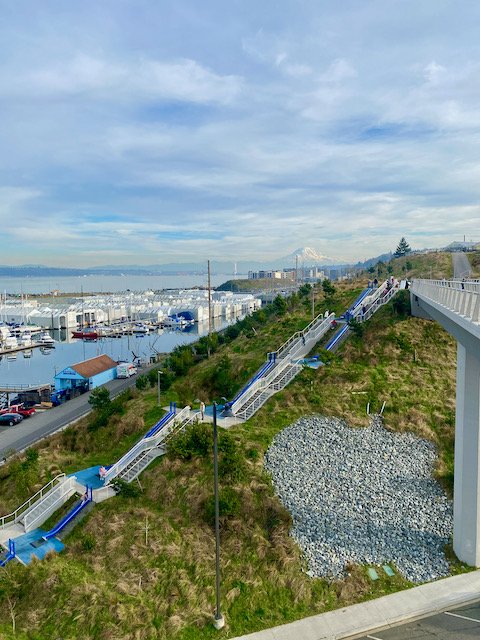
[199,401,205,420]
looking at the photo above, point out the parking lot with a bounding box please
[355,600,480,640]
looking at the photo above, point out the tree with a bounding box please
[322,279,336,298]
[88,387,111,410]
[394,237,411,257]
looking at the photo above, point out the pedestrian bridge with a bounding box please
[411,279,480,567]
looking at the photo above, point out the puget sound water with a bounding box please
[0,273,246,388]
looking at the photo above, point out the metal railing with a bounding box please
[104,406,191,484]
[0,474,66,530]
[273,311,334,360]
[231,313,334,417]
[411,279,480,325]
[23,476,77,532]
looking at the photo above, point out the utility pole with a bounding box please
[212,402,225,629]
[207,260,212,357]
[157,370,162,407]
[312,285,315,320]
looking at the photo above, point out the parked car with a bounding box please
[0,404,35,418]
[0,413,24,426]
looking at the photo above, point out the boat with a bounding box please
[3,335,18,349]
[132,323,149,334]
[38,333,55,346]
[72,328,98,340]
[6,353,17,361]
[23,349,33,358]
[162,314,193,328]
[18,333,32,347]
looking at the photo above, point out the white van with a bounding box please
[116,362,137,379]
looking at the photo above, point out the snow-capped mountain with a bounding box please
[279,247,337,265]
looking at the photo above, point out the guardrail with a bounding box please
[0,474,66,530]
[23,476,77,532]
[103,406,191,484]
[411,279,480,324]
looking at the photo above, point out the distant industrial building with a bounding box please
[444,241,479,252]
[248,267,324,282]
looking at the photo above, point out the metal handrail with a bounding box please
[104,406,191,483]
[411,279,480,324]
[0,473,66,530]
[23,476,77,532]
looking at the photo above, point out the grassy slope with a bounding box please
[0,256,465,639]
[468,251,480,277]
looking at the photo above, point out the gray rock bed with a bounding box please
[264,415,453,583]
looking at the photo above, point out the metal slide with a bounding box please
[42,487,93,541]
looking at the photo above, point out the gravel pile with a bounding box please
[264,415,453,583]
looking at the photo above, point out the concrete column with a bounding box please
[454,342,480,566]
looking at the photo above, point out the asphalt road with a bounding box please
[355,600,480,640]
[0,374,144,458]
[452,252,472,279]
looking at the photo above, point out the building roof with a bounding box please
[72,354,117,379]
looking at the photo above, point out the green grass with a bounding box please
[0,266,468,639]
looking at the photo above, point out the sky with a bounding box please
[1,0,480,267]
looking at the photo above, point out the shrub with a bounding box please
[204,487,241,526]
[88,387,111,410]
[135,375,149,391]
[111,477,141,498]
[168,422,213,460]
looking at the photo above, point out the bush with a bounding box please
[88,387,111,410]
[111,477,141,498]
[135,375,149,391]
[204,487,241,526]
[218,432,246,482]
[168,422,213,460]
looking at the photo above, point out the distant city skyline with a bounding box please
[1,1,480,266]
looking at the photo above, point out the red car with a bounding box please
[0,404,35,418]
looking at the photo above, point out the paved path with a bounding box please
[233,569,480,640]
[0,374,143,458]
[452,252,472,278]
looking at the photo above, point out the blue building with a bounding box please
[54,354,117,394]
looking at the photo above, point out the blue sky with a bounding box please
[1,0,479,266]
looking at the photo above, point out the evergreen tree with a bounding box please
[394,237,411,257]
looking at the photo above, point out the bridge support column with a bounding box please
[454,342,480,566]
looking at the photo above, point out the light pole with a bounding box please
[212,402,225,629]
[157,370,163,407]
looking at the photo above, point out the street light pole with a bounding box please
[212,402,225,629]
[157,370,162,407]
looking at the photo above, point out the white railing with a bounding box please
[274,311,334,360]
[0,474,66,530]
[355,285,399,322]
[411,279,480,325]
[23,476,77,532]
[103,406,191,484]
[231,313,334,417]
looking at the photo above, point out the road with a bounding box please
[452,252,472,278]
[355,599,480,640]
[0,375,143,458]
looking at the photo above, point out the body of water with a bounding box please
[0,273,242,295]
[0,317,236,388]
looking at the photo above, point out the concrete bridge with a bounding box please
[411,278,480,567]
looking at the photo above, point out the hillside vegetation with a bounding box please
[0,252,464,640]
[468,251,480,277]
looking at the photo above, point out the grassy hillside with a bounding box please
[468,251,480,277]
[367,251,453,281]
[0,270,464,639]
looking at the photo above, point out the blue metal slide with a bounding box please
[42,487,93,541]
[0,539,15,567]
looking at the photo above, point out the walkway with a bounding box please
[233,569,480,640]
[410,279,480,567]
[453,252,472,279]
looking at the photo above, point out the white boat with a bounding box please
[162,315,192,328]
[6,353,17,360]
[3,335,18,349]
[132,323,149,334]
[18,333,32,347]
[38,333,55,346]
[23,349,33,358]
